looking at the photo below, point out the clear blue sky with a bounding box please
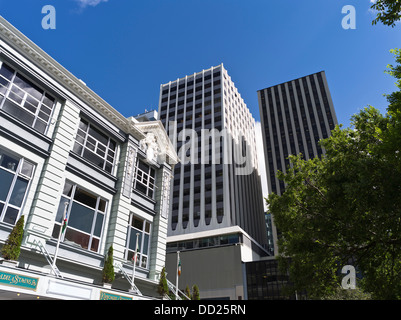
[0,0,399,127]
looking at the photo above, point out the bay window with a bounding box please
[0,61,56,135]
[0,149,34,225]
[73,118,117,174]
[133,159,156,198]
[52,181,107,253]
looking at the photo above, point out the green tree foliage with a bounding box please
[320,286,372,300]
[157,267,169,297]
[1,215,24,261]
[371,0,401,27]
[191,285,200,300]
[267,49,401,299]
[102,245,115,284]
[184,285,192,300]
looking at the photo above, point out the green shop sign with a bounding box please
[100,291,133,300]
[0,271,39,291]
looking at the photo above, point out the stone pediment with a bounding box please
[132,120,179,166]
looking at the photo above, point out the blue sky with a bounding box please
[0,0,400,128]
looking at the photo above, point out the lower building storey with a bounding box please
[165,226,271,300]
[0,248,159,300]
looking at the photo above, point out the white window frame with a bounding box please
[73,118,117,175]
[125,213,152,269]
[0,60,56,135]
[132,159,156,199]
[52,181,107,253]
[0,149,34,225]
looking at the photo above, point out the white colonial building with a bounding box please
[0,16,178,300]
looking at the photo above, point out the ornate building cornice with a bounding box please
[0,16,160,144]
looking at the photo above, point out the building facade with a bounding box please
[258,71,337,196]
[0,17,178,300]
[159,64,269,299]
[159,64,267,246]
[257,71,338,254]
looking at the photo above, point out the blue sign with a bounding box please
[0,271,39,290]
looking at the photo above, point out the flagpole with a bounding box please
[52,201,69,271]
[131,233,140,291]
[176,250,180,300]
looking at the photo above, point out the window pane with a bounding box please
[90,237,99,252]
[68,202,95,234]
[14,74,43,101]
[64,228,90,250]
[83,149,104,169]
[135,182,147,195]
[8,177,28,207]
[129,230,142,251]
[132,216,144,230]
[42,94,54,109]
[138,161,149,173]
[8,86,24,104]
[23,98,38,114]
[0,153,19,171]
[94,213,104,237]
[143,233,149,255]
[104,162,112,174]
[21,160,34,178]
[3,99,35,126]
[0,169,14,201]
[3,207,19,225]
[109,140,116,151]
[34,119,47,134]
[141,256,147,268]
[73,142,83,155]
[74,187,98,209]
[0,77,10,95]
[38,110,50,122]
[0,64,14,81]
[63,182,74,197]
[98,199,106,212]
[88,126,108,146]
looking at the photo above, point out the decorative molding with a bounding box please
[122,145,137,198]
[134,120,179,166]
[0,17,145,143]
[160,171,172,220]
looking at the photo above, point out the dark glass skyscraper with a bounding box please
[258,71,338,196]
[258,71,338,255]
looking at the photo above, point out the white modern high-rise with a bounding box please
[159,64,269,300]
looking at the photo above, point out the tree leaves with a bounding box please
[371,0,401,27]
[268,50,401,299]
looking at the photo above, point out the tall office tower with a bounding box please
[159,64,269,299]
[258,71,338,197]
[257,71,338,257]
